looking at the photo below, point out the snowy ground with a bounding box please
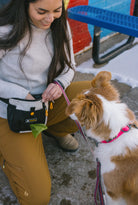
[77,38,138,88]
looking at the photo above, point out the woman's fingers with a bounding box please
[42,83,62,102]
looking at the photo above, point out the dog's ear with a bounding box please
[91,71,112,88]
[66,94,103,129]
[91,71,120,101]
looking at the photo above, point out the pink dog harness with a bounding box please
[101,124,131,144]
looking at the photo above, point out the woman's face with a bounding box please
[28,0,62,29]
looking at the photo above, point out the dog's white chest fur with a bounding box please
[94,144,116,174]
[92,128,138,174]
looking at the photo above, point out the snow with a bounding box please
[76,38,138,88]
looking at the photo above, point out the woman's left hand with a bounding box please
[42,83,62,103]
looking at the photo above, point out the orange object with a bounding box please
[50,102,53,110]
[45,110,48,116]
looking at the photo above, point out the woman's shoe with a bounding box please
[44,131,79,152]
[55,134,79,152]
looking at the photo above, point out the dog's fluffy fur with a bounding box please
[66,71,138,205]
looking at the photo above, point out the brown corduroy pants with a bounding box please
[0,81,91,205]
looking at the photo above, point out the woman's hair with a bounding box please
[0,0,74,84]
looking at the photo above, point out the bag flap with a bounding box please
[9,98,48,111]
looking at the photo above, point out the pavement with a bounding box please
[0,34,138,205]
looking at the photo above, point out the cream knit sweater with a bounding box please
[0,23,75,119]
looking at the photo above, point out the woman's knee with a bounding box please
[18,174,51,205]
[66,80,92,100]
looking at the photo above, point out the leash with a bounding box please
[54,80,94,153]
[54,80,105,205]
[94,159,105,205]
[54,81,93,150]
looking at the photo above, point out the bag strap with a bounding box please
[0,97,9,104]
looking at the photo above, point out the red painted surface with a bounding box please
[130,0,135,15]
[67,0,92,53]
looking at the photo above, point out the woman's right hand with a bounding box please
[42,83,62,103]
[25,93,35,100]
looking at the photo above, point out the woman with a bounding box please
[0,0,91,204]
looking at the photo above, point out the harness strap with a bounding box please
[101,123,138,144]
[101,124,131,144]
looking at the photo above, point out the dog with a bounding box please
[66,71,138,205]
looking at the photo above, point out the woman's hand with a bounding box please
[26,93,35,100]
[42,83,62,103]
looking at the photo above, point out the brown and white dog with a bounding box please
[66,71,138,205]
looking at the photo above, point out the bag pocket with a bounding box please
[7,98,48,133]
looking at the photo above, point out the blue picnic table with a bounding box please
[68,2,138,64]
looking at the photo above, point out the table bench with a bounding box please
[68,4,138,64]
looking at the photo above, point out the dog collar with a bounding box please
[101,124,132,144]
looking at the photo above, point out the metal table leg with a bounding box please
[92,1,137,65]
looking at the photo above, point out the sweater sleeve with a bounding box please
[54,21,75,90]
[0,25,30,99]
[0,49,29,99]
[0,79,29,99]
